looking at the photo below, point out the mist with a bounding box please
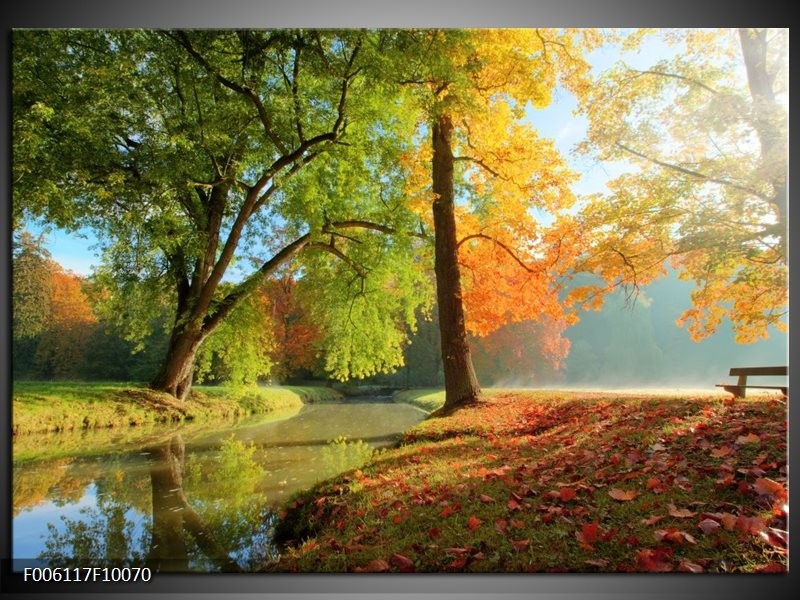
[367,267,787,392]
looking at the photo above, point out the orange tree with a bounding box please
[394,29,600,410]
[574,28,787,343]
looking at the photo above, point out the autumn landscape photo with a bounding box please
[10,28,787,574]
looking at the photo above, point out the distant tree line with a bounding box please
[12,232,322,384]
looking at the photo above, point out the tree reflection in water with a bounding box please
[38,434,276,571]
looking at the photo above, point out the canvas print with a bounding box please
[11,28,787,574]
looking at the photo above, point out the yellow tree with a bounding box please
[575,28,787,343]
[397,29,599,411]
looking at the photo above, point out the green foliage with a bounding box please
[13,30,433,393]
[320,436,376,479]
[12,231,54,340]
[194,291,275,385]
[295,230,433,381]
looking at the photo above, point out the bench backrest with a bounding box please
[729,366,787,377]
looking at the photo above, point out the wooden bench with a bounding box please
[716,366,787,398]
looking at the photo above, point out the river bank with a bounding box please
[12,381,343,436]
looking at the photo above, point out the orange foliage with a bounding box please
[400,29,599,347]
[260,275,323,380]
[35,269,98,379]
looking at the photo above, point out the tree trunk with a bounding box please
[147,435,242,572]
[431,113,482,412]
[150,324,205,403]
[738,28,787,247]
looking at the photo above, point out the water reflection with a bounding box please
[13,402,425,571]
[147,436,242,571]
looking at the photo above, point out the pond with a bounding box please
[12,400,426,572]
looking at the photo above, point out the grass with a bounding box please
[12,381,342,436]
[393,388,446,413]
[270,389,787,573]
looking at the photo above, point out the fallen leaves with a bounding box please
[753,478,786,502]
[559,487,577,502]
[389,553,415,572]
[353,559,390,573]
[736,433,761,445]
[608,488,638,501]
[275,391,787,574]
[667,504,696,518]
[677,560,705,573]
[635,548,673,572]
[510,539,530,552]
[655,528,697,545]
[698,518,721,534]
[710,446,733,458]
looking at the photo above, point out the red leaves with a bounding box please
[559,487,577,502]
[354,559,390,573]
[720,513,738,531]
[755,563,786,573]
[655,528,697,545]
[697,518,721,534]
[510,539,530,552]
[466,515,482,531]
[762,528,788,552]
[608,488,638,501]
[580,522,600,544]
[677,560,705,573]
[545,486,577,502]
[734,514,765,536]
[390,553,415,572]
[710,446,733,458]
[667,504,696,519]
[645,477,661,491]
[575,522,600,551]
[507,497,521,511]
[736,433,760,445]
[635,548,673,572]
[752,477,786,502]
[444,547,484,570]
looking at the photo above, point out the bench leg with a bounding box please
[736,375,748,398]
[723,385,745,398]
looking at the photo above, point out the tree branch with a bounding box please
[625,68,720,95]
[307,241,368,279]
[170,31,289,155]
[615,142,766,199]
[456,233,538,274]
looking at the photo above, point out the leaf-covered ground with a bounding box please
[269,390,787,573]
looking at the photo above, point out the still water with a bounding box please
[13,401,426,572]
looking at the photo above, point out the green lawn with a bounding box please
[12,381,342,435]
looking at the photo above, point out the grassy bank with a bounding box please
[272,389,787,573]
[12,381,342,436]
[392,388,445,413]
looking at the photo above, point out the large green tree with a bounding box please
[13,30,429,400]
